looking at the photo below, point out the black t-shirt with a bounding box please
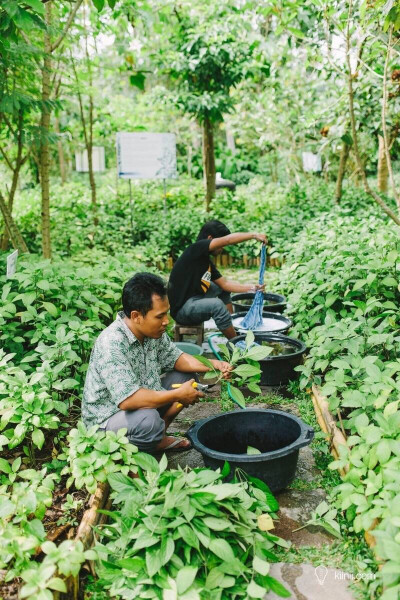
[168,239,222,318]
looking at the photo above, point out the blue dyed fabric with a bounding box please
[240,244,266,330]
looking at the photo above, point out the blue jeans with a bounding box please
[175,282,232,331]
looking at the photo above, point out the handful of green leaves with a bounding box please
[92,454,290,599]
[195,331,272,408]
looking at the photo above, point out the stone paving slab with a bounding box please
[265,562,355,600]
[273,489,336,548]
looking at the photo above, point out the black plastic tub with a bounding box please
[187,409,314,492]
[229,333,307,386]
[232,292,287,314]
[231,311,292,335]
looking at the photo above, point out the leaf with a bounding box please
[203,517,231,531]
[228,385,246,408]
[32,429,45,450]
[257,513,274,531]
[247,579,266,598]
[42,302,58,317]
[209,538,235,562]
[264,576,291,597]
[47,578,67,593]
[193,355,215,369]
[245,330,255,347]
[0,458,12,474]
[176,566,197,594]
[287,26,305,39]
[0,499,14,518]
[233,364,260,378]
[160,537,174,566]
[92,0,105,11]
[341,133,353,146]
[134,452,159,473]
[247,445,261,455]
[246,346,272,360]
[130,72,146,91]
[221,461,230,478]
[253,555,270,576]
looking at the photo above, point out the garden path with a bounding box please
[165,267,357,599]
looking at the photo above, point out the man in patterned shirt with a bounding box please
[82,272,231,452]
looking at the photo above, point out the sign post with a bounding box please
[6,249,18,278]
[116,132,177,244]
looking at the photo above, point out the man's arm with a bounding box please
[209,232,266,252]
[119,379,204,411]
[213,276,264,293]
[175,353,232,379]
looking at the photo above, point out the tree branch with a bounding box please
[0,145,13,171]
[382,25,400,210]
[51,0,84,53]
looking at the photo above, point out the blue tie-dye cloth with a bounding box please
[240,244,266,330]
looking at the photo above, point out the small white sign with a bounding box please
[116,132,177,180]
[6,249,18,278]
[75,147,105,172]
[302,152,322,172]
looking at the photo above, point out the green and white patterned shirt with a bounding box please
[82,311,182,427]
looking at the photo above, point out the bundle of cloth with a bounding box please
[235,244,266,349]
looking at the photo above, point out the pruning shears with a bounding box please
[171,381,210,409]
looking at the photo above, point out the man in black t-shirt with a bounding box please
[168,220,266,339]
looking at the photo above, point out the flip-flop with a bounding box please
[162,437,192,452]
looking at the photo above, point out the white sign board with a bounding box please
[302,152,322,172]
[75,147,105,172]
[116,132,177,180]
[6,249,18,278]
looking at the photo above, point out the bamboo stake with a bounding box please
[311,384,349,475]
[310,385,382,555]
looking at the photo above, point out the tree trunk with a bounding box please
[0,191,29,253]
[40,3,53,259]
[87,96,98,227]
[54,117,67,184]
[1,111,25,250]
[202,118,216,211]
[377,135,388,193]
[335,141,350,202]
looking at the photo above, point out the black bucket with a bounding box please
[229,333,307,386]
[232,311,292,335]
[232,292,287,314]
[187,409,314,492]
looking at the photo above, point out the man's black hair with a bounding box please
[197,220,231,241]
[122,272,167,317]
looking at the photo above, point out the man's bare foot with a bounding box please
[155,436,191,451]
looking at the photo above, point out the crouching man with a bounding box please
[82,272,231,453]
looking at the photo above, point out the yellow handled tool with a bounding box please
[172,382,209,409]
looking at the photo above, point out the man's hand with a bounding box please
[247,283,265,293]
[211,359,232,380]
[175,379,205,406]
[252,233,267,244]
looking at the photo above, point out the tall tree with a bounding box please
[153,0,261,209]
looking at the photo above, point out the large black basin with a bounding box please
[232,292,286,314]
[187,409,314,492]
[229,333,307,386]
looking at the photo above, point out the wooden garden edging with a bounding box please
[54,482,111,600]
[310,384,380,553]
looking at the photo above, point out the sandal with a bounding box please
[159,437,192,452]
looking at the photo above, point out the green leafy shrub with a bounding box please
[278,195,400,598]
[60,422,139,494]
[91,456,290,599]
